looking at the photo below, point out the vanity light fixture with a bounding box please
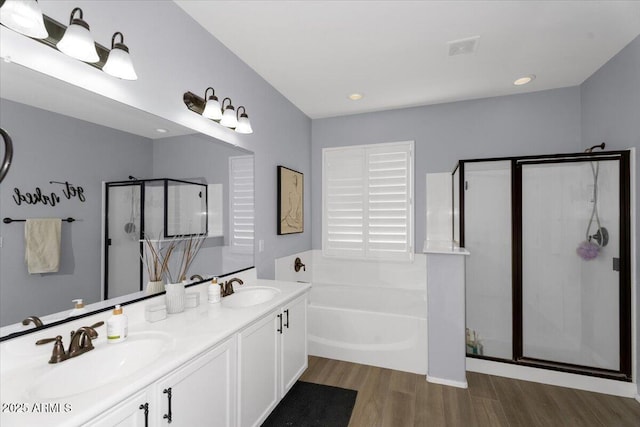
[56,7,99,63]
[0,0,48,39]
[183,90,252,133]
[220,97,238,129]
[102,32,137,80]
[235,106,253,134]
[202,87,222,120]
[2,4,139,79]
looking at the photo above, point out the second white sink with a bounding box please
[222,286,280,308]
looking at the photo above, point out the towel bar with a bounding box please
[3,217,76,224]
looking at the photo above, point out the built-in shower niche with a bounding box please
[104,178,209,300]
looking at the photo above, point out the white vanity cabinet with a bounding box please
[83,389,153,427]
[154,336,237,426]
[238,293,308,427]
[84,337,236,427]
[279,293,308,396]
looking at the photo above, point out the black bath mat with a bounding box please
[261,381,357,427]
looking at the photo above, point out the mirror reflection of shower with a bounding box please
[124,176,139,240]
[577,142,608,261]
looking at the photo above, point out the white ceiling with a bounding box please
[175,0,640,119]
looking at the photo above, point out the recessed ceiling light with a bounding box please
[514,75,536,86]
[155,128,168,133]
[348,93,363,101]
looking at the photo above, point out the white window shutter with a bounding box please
[229,155,254,253]
[366,144,413,260]
[323,141,413,261]
[323,147,365,257]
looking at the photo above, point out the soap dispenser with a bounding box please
[68,299,87,317]
[208,277,221,304]
[107,305,128,343]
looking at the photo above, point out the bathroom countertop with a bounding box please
[0,278,311,427]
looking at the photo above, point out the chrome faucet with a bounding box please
[36,321,104,364]
[22,316,43,328]
[222,278,244,297]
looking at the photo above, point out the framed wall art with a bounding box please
[277,166,303,235]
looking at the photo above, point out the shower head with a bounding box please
[584,142,606,153]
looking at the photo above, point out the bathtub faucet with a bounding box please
[294,257,306,272]
[222,278,244,297]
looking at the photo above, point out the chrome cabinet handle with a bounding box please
[0,128,13,184]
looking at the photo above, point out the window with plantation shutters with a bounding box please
[229,155,255,254]
[322,141,414,261]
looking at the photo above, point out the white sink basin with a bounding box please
[27,331,175,399]
[222,286,280,308]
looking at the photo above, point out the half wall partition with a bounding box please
[455,150,631,381]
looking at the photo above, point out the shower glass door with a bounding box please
[105,182,142,299]
[518,155,626,373]
[463,160,512,360]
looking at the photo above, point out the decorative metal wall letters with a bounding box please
[12,181,86,207]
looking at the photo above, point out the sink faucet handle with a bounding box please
[36,336,61,345]
[90,321,105,330]
[36,335,69,364]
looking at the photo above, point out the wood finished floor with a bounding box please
[299,356,640,427]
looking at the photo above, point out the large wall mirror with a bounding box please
[0,61,255,337]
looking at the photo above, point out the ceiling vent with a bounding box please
[448,36,480,56]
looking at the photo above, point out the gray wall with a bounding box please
[311,87,582,249]
[29,1,313,281]
[580,35,639,391]
[0,99,153,325]
[152,134,253,277]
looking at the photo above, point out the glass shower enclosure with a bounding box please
[455,150,631,380]
[104,178,208,300]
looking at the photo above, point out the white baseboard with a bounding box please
[467,357,636,398]
[426,374,468,389]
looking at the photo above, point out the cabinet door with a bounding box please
[83,389,152,427]
[155,337,237,427]
[280,293,308,396]
[238,312,279,427]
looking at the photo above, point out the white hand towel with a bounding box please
[25,218,62,274]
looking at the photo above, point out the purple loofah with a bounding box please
[576,241,599,260]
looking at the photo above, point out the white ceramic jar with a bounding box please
[164,282,186,313]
